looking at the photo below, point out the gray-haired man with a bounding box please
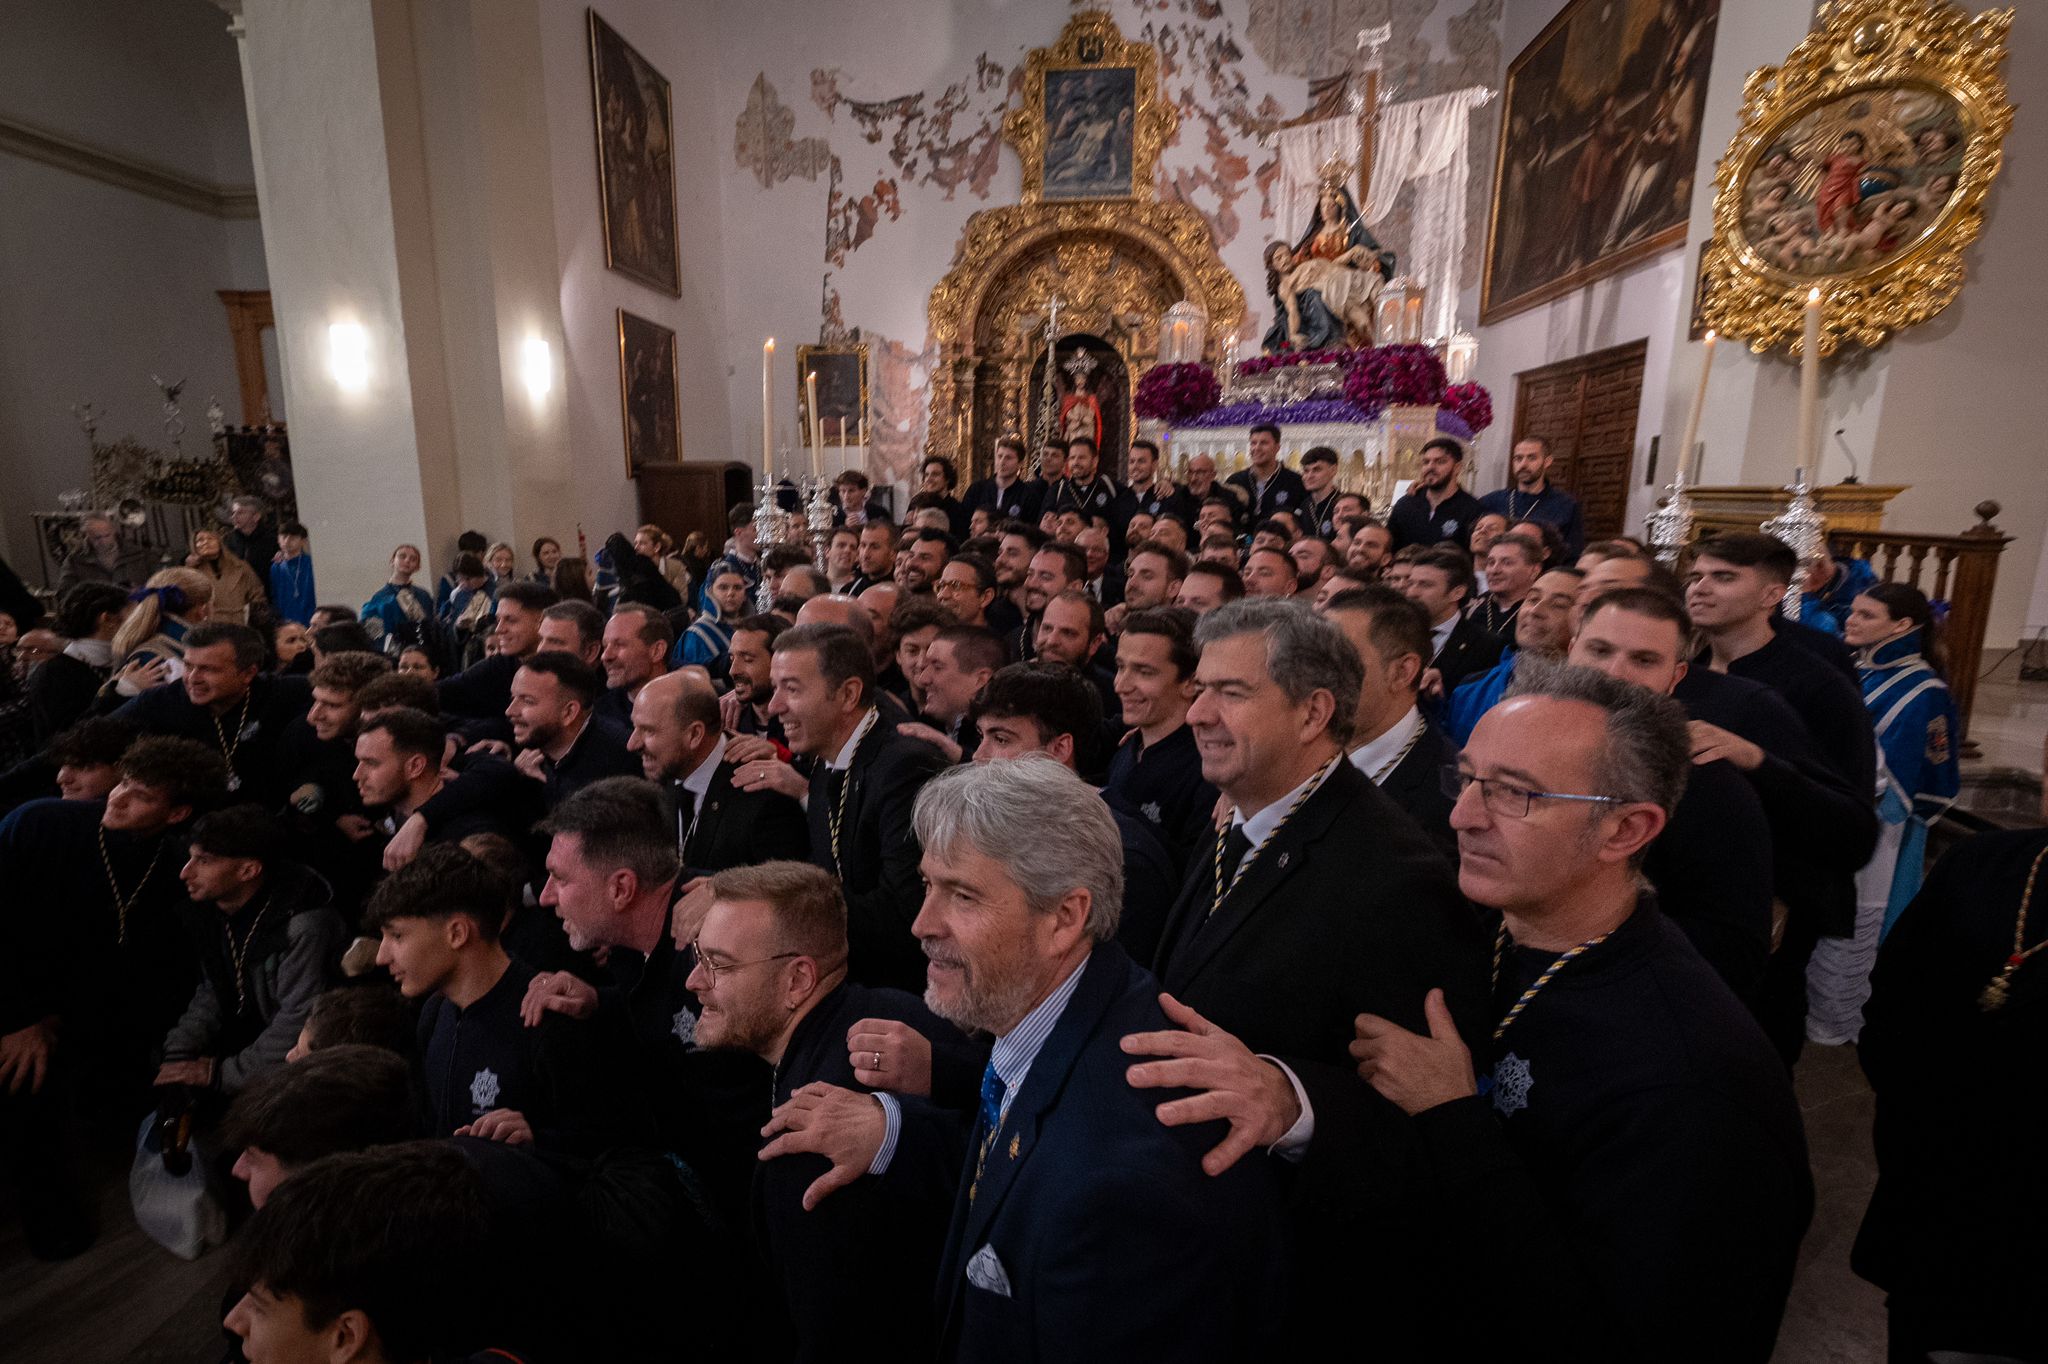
[757,757,1286,1361]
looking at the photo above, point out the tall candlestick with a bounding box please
[1679,329,1716,483]
[805,371,823,479]
[761,339,775,481]
[1798,288,1822,474]
[859,414,868,450]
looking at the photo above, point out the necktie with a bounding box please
[1218,824,1253,897]
[673,787,697,856]
[970,1061,1006,1203]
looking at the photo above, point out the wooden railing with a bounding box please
[1825,501,2012,739]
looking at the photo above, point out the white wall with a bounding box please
[0,0,265,580]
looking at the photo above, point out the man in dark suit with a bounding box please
[1404,546,1505,699]
[112,622,312,805]
[755,758,1287,1362]
[1224,423,1309,527]
[1323,585,1459,864]
[744,623,946,990]
[1124,597,1487,1354]
[690,860,970,1364]
[504,652,640,808]
[627,669,808,875]
[524,777,772,1229]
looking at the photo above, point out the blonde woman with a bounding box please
[485,541,518,584]
[187,528,267,624]
[108,567,214,693]
[633,523,690,597]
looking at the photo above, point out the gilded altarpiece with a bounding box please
[924,13,1245,479]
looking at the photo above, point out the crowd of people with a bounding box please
[0,423,2035,1364]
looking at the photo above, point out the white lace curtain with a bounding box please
[1362,87,1490,342]
[1275,116,1362,244]
[1275,89,1490,343]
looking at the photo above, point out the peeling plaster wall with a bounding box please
[705,0,1505,491]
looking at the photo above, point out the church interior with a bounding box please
[2,0,2044,1360]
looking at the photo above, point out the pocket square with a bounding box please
[966,1243,1012,1298]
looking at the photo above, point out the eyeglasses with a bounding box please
[688,940,800,985]
[1439,765,1626,821]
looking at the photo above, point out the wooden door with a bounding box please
[1509,340,1647,541]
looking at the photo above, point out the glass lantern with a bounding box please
[1159,300,1208,365]
[1443,330,1478,383]
[1375,278,1427,346]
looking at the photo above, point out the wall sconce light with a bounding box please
[520,336,553,402]
[328,322,371,392]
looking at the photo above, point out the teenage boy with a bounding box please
[268,522,318,625]
[157,805,346,1097]
[367,844,618,1152]
[1103,607,1215,873]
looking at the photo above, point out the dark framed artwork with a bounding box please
[616,309,679,474]
[588,10,680,296]
[1482,0,1721,322]
[1041,66,1137,200]
[796,344,869,446]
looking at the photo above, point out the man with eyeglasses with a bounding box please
[1352,661,1811,1361]
[524,777,770,1229]
[688,859,971,1363]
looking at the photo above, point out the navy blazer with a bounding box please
[935,943,1288,1363]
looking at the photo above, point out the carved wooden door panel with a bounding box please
[1509,340,1648,541]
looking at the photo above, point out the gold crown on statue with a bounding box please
[1318,153,1352,189]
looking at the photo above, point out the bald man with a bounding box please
[628,669,809,876]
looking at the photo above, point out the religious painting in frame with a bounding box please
[1481,0,1722,323]
[616,309,680,474]
[1700,0,2014,354]
[796,344,869,447]
[1002,12,1176,206]
[588,10,680,296]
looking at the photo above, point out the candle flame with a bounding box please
[765,338,775,352]
[1705,329,1716,341]
[1807,287,1822,303]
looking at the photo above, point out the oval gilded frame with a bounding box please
[1700,0,2013,356]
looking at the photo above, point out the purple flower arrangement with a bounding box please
[1134,363,1222,423]
[1185,397,1368,427]
[1341,344,1448,417]
[1443,381,1494,434]
[1152,343,1495,434]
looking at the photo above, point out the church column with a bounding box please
[232,0,578,607]
[231,0,462,605]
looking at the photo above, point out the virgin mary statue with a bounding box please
[1262,173,1397,353]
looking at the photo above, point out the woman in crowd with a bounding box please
[397,645,439,679]
[1807,581,1962,1045]
[361,544,437,654]
[679,530,713,592]
[676,564,749,680]
[552,557,595,606]
[634,523,691,599]
[107,567,214,690]
[186,528,267,625]
[272,620,313,673]
[485,541,518,585]
[531,536,562,584]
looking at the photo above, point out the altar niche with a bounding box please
[1028,336,1127,477]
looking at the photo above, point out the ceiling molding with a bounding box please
[0,114,259,220]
